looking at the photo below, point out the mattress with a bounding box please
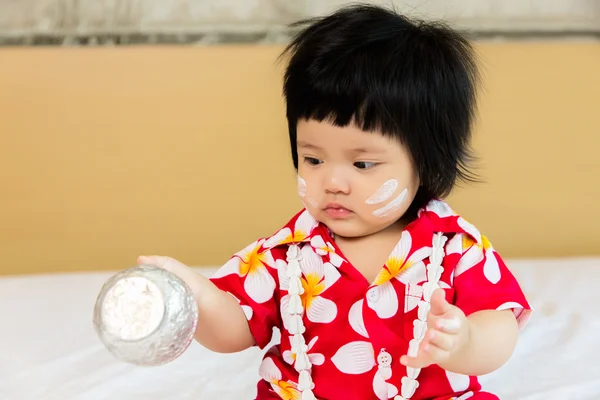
[1,257,599,400]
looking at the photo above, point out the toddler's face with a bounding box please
[296,118,420,238]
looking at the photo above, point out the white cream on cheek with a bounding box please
[372,188,408,218]
[365,179,399,204]
[297,175,319,208]
[297,175,307,197]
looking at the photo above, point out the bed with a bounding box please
[1,257,599,400]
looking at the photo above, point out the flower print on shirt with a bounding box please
[368,231,432,318]
[211,239,276,304]
[279,245,341,326]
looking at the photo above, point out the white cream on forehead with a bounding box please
[372,188,408,218]
[365,179,398,205]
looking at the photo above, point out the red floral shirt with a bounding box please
[210,199,532,400]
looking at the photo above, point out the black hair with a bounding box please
[279,3,481,212]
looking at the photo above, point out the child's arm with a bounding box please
[400,288,519,376]
[137,256,255,353]
[442,307,519,375]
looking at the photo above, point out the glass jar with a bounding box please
[93,265,198,366]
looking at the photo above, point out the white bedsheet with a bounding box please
[1,257,599,400]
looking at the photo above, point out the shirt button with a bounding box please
[367,287,379,302]
[377,349,392,367]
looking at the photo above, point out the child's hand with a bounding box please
[138,255,256,352]
[138,255,187,273]
[400,288,469,369]
[137,255,203,299]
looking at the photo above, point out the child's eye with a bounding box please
[354,161,377,170]
[304,157,322,166]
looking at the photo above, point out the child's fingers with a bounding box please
[400,327,457,368]
[400,353,429,369]
[137,256,202,297]
[137,255,165,266]
[137,255,188,273]
[426,329,456,352]
[400,338,451,369]
[434,317,462,334]
[420,341,451,365]
[429,288,452,316]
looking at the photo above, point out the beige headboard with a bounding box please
[1,42,599,275]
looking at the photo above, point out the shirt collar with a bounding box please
[261,198,481,251]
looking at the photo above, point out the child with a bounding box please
[138,4,532,399]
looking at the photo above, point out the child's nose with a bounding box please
[324,170,350,194]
